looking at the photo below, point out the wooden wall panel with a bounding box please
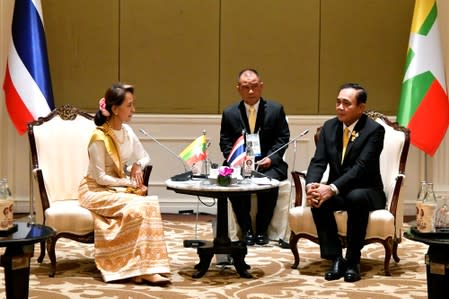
[220,0,320,115]
[42,0,414,115]
[120,0,220,113]
[42,0,119,111]
[319,0,414,115]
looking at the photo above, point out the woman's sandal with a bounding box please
[133,274,171,286]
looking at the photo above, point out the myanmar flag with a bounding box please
[179,135,207,166]
[397,0,449,156]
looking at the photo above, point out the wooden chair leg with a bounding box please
[47,236,58,277]
[289,232,301,269]
[382,237,393,276]
[37,240,46,263]
[392,238,400,263]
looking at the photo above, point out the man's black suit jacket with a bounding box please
[219,98,290,180]
[306,113,385,197]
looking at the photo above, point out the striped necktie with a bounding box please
[248,106,256,133]
[341,127,350,164]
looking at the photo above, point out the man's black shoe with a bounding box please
[244,231,255,246]
[325,257,346,281]
[344,264,361,282]
[255,234,269,245]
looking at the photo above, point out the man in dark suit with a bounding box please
[220,68,290,245]
[306,83,386,282]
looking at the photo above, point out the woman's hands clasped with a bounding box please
[130,163,147,195]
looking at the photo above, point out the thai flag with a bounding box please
[3,0,55,135]
[227,135,246,167]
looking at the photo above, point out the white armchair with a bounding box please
[288,111,410,275]
[27,105,152,277]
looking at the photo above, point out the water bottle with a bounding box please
[416,181,427,229]
[434,195,449,229]
[0,178,14,230]
[0,178,9,200]
[419,182,437,232]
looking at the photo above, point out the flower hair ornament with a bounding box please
[99,97,110,117]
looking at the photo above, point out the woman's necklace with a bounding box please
[112,127,126,144]
[107,122,127,144]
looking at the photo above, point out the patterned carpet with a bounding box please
[0,220,429,299]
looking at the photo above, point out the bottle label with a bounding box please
[416,201,423,229]
[0,199,14,230]
[418,202,436,233]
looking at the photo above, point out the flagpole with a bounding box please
[424,154,428,182]
[28,152,35,224]
[202,130,208,176]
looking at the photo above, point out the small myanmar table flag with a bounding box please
[397,0,449,156]
[178,134,207,166]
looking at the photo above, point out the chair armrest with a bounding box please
[32,168,50,224]
[388,173,405,218]
[32,168,50,210]
[143,164,153,187]
[291,171,307,207]
[141,165,153,196]
[291,165,329,208]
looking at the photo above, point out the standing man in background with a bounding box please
[306,83,386,282]
[220,69,290,245]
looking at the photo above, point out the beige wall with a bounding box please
[41,0,413,115]
[1,0,449,215]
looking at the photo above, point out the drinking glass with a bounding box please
[435,195,449,229]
